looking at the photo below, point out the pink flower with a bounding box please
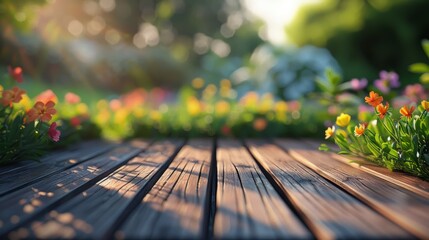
[374,70,400,93]
[8,66,23,83]
[350,78,367,91]
[404,84,427,102]
[48,122,61,142]
[65,92,81,104]
[36,89,58,104]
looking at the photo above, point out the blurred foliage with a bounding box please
[287,0,429,82]
[0,0,47,30]
[409,39,429,86]
[0,0,262,92]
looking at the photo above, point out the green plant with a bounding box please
[322,91,429,178]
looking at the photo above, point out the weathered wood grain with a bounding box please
[276,139,429,239]
[117,139,212,239]
[7,140,184,239]
[247,140,411,239]
[0,140,108,176]
[215,139,310,239]
[306,139,429,199]
[0,141,114,197]
[0,140,148,237]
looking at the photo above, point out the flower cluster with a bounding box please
[0,66,61,165]
[323,91,429,178]
[90,78,304,139]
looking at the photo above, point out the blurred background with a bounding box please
[1,0,428,139]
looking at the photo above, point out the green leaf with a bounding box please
[409,63,429,73]
[423,39,429,59]
[318,144,330,152]
[338,151,351,155]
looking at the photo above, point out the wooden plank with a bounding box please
[246,140,411,239]
[0,140,106,176]
[276,139,429,239]
[0,140,148,236]
[117,139,212,239]
[215,139,310,239]
[0,141,114,197]
[306,139,429,199]
[7,140,184,239]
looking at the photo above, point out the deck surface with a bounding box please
[1,139,429,239]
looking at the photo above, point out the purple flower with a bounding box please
[374,70,400,93]
[350,78,368,91]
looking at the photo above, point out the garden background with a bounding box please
[1,0,428,173]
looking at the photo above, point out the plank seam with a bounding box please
[241,140,316,239]
[102,139,186,239]
[203,137,217,240]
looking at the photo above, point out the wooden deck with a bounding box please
[1,139,429,239]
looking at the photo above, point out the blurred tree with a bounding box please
[287,0,429,83]
[0,0,262,91]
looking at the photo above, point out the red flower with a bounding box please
[1,86,26,107]
[221,125,231,135]
[70,116,81,127]
[8,66,23,83]
[27,101,57,122]
[365,91,383,107]
[48,122,61,142]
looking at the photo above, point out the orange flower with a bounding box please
[354,123,366,137]
[422,100,429,111]
[253,118,267,131]
[399,105,415,119]
[364,91,383,107]
[376,102,389,120]
[1,87,26,106]
[8,66,23,83]
[27,101,57,122]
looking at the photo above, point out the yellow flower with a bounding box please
[114,109,129,125]
[202,84,217,100]
[336,113,351,127]
[220,79,231,89]
[422,100,429,111]
[16,94,32,110]
[275,101,288,113]
[325,126,335,139]
[0,84,3,91]
[77,103,89,115]
[192,77,204,89]
[186,96,201,116]
[215,100,230,116]
[150,110,162,122]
